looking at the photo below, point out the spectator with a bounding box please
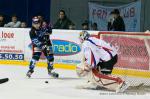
[42,21,47,28]
[69,23,75,30]
[107,9,125,31]
[37,15,44,24]
[20,22,27,28]
[145,30,150,34]
[41,20,52,34]
[4,15,21,28]
[54,10,74,29]
[91,23,98,30]
[82,21,89,30]
[37,14,53,28]
[0,15,5,27]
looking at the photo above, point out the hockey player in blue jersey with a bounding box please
[26,16,59,78]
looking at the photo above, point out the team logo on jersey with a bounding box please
[52,39,81,56]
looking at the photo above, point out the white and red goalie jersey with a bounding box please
[82,36,117,68]
[77,34,128,93]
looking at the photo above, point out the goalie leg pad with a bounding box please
[87,68,125,92]
[92,69,123,84]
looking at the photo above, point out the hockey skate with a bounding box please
[48,67,59,78]
[116,81,129,93]
[26,69,34,78]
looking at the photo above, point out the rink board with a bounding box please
[0,28,150,81]
[0,60,150,79]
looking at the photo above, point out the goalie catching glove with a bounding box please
[76,62,92,77]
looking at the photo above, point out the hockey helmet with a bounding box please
[32,16,40,24]
[79,31,90,41]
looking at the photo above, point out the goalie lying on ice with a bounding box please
[76,31,129,93]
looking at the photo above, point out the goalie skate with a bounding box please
[116,82,129,93]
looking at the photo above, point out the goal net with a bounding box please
[98,31,150,87]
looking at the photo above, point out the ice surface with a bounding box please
[0,65,149,99]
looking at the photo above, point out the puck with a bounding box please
[45,81,48,83]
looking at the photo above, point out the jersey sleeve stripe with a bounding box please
[90,50,96,67]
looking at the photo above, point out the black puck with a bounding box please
[45,81,48,83]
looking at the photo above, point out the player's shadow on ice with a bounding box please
[125,84,150,94]
[78,86,114,92]
[78,83,150,94]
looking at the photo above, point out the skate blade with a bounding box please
[116,82,130,93]
[26,75,31,78]
[48,74,59,78]
[50,76,59,79]
[26,73,32,78]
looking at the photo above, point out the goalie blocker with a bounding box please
[76,31,129,93]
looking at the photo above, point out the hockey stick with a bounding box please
[0,78,9,84]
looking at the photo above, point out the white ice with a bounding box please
[0,65,149,99]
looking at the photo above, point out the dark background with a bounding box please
[0,0,51,26]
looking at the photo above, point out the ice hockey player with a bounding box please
[76,31,129,93]
[26,16,59,78]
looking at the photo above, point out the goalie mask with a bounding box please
[79,31,90,43]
